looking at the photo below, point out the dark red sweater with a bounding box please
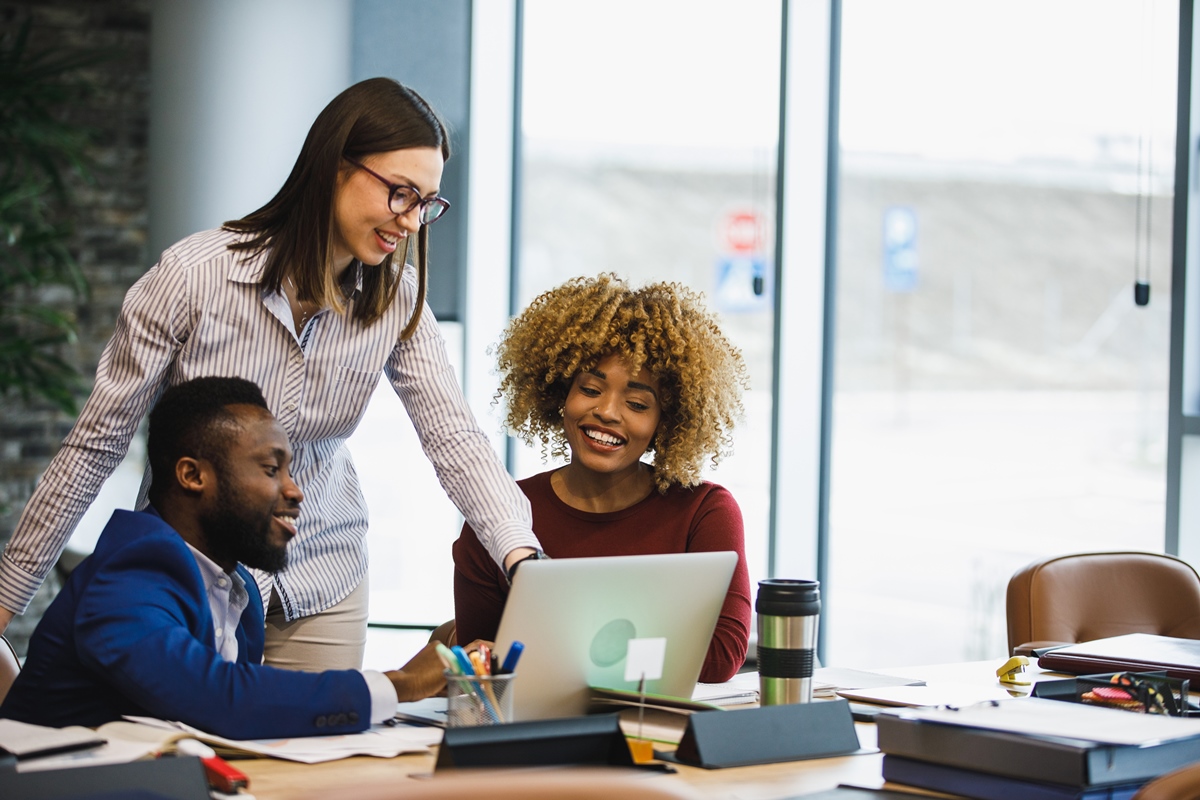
[452,469,751,682]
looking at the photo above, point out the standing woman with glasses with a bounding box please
[0,78,542,671]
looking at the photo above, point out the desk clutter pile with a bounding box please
[867,634,1200,800]
[875,697,1200,800]
[12,634,1200,799]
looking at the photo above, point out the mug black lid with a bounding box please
[756,578,820,615]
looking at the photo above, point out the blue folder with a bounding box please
[882,755,1146,800]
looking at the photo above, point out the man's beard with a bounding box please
[199,483,289,574]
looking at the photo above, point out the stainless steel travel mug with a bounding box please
[757,579,820,705]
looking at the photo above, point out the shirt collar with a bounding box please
[233,254,364,300]
[186,541,239,584]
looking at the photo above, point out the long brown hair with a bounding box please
[224,78,450,337]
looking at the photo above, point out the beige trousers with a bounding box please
[263,576,368,671]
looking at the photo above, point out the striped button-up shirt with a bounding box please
[0,227,537,618]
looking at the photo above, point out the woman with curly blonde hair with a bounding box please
[452,274,752,682]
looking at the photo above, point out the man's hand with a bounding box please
[0,606,14,637]
[386,639,498,703]
[385,642,447,703]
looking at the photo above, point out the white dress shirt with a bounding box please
[187,543,250,663]
[186,544,397,723]
[0,226,539,617]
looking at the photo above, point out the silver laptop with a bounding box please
[493,551,738,721]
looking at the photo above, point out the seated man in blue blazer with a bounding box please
[1,376,446,739]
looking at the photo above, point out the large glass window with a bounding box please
[514,0,784,592]
[830,0,1178,667]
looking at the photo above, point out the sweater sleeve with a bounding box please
[451,520,510,646]
[687,486,752,682]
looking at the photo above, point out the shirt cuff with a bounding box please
[0,554,43,616]
[483,522,542,573]
[362,669,399,724]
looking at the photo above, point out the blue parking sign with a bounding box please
[715,255,771,313]
[883,206,918,292]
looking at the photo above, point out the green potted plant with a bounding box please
[0,17,108,414]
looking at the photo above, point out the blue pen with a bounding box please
[450,645,502,722]
[450,645,476,676]
[500,641,525,674]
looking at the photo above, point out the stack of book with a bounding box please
[875,698,1200,800]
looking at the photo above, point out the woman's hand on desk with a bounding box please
[385,639,495,702]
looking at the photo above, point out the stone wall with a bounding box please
[0,0,151,651]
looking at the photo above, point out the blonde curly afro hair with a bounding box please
[495,273,749,492]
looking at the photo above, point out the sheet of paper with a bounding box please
[625,637,667,682]
[110,716,440,764]
[166,721,440,763]
[837,682,1016,708]
[692,670,760,704]
[814,666,927,691]
[695,668,905,704]
[394,697,448,727]
[894,697,1200,746]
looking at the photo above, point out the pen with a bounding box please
[450,645,476,676]
[499,641,524,674]
[469,650,487,677]
[478,644,492,676]
[434,642,462,675]
[450,645,503,722]
[468,650,504,721]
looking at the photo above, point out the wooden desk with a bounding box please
[237,659,1037,800]
[237,736,888,800]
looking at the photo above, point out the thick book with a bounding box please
[882,755,1145,800]
[876,709,1200,787]
[1038,633,1200,682]
[0,719,106,761]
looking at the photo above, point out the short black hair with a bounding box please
[147,377,270,498]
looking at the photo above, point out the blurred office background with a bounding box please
[0,0,1192,671]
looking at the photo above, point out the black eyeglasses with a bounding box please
[344,157,451,225]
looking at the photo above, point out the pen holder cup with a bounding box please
[445,670,516,727]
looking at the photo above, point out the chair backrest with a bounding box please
[1006,551,1200,656]
[1132,761,1200,800]
[0,634,20,705]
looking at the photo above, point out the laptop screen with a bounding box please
[493,551,737,721]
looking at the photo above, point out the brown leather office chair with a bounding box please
[1006,551,1200,657]
[0,634,20,704]
[1132,762,1200,800]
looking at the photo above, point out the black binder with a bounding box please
[0,755,210,800]
[660,699,863,769]
[435,713,635,770]
[876,710,1200,787]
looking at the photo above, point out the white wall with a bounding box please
[148,0,353,259]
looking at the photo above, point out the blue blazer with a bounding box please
[1,509,372,739]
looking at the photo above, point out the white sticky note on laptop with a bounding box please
[625,637,667,682]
